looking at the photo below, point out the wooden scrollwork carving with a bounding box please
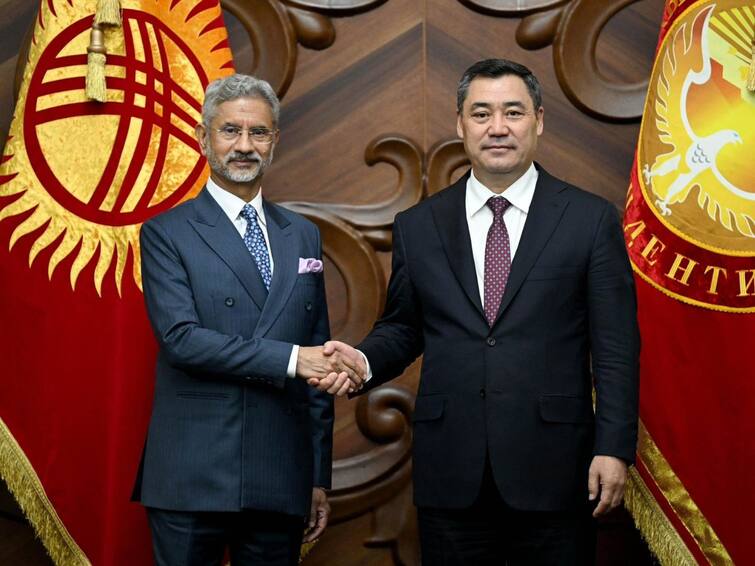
[221,0,298,96]
[285,6,336,50]
[299,138,466,559]
[329,386,414,520]
[552,0,647,121]
[426,139,469,196]
[324,386,419,564]
[281,205,385,344]
[287,135,423,561]
[300,135,424,251]
[221,0,388,97]
[515,6,565,50]
[459,0,649,122]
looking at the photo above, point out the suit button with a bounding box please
[486,337,496,346]
[480,388,486,398]
[225,297,235,307]
[305,302,313,312]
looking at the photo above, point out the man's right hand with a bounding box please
[306,341,366,396]
[296,345,363,394]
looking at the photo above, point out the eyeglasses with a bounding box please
[213,125,277,144]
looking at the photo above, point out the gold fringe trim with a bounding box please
[94,0,121,26]
[0,417,91,566]
[2,410,314,566]
[636,423,732,564]
[625,468,696,566]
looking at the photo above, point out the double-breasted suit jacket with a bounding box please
[358,165,639,511]
[133,188,333,518]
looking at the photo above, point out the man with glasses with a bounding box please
[316,59,640,564]
[133,74,359,565]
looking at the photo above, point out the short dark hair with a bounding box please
[456,59,542,114]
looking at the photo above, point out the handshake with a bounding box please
[295,341,367,396]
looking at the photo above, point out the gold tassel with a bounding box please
[85,24,107,102]
[94,0,121,26]
[747,38,755,92]
[85,1,121,102]
[85,52,106,102]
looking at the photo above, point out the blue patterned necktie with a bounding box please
[240,204,272,290]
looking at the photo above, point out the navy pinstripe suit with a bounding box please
[132,187,333,519]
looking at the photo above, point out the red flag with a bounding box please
[0,1,232,563]
[623,1,755,564]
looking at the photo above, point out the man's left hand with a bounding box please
[303,487,330,542]
[588,455,628,517]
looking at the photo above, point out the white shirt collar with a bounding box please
[205,177,267,228]
[467,163,538,220]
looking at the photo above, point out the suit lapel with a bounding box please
[493,166,569,324]
[430,173,486,321]
[188,188,268,312]
[255,200,297,337]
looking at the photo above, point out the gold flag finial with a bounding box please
[85,0,122,102]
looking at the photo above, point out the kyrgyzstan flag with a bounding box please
[0,1,232,564]
[623,1,754,564]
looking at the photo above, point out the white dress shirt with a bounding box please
[466,163,538,307]
[206,178,299,378]
[360,163,538,382]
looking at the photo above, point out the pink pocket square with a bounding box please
[298,258,323,274]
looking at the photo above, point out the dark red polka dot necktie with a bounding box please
[484,196,512,326]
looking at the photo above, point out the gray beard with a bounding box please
[205,143,273,184]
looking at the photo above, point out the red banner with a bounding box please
[623,1,755,564]
[0,1,232,563]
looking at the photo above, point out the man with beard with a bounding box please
[132,74,359,566]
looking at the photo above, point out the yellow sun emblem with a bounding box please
[638,1,755,255]
[0,0,233,295]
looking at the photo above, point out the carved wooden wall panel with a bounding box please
[0,1,664,564]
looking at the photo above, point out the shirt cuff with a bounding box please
[356,349,373,382]
[287,344,299,378]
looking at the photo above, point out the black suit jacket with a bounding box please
[358,165,639,511]
[132,188,333,517]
